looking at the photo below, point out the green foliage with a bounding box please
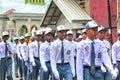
[19,26,25,36]
[25,0,45,4]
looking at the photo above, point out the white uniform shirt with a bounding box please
[13,43,19,54]
[0,41,14,59]
[76,39,85,80]
[103,40,110,50]
[40,41,51,69]
[112,40,120,64]
[17,43,24,59]
[70,41,77,57]
[21,42,32,62]
[29,40,42,63]
[103,40,110,53]
[50,39,75,77]
[77,38,113,80]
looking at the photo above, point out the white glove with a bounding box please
[19,57,22,60]
[43,67,48,72]
[25,62,28,66]
[54,71,60,80]
[114,67,119,75]
[101,65,106,73]
[32,62,36,66]
[9,54,13,58]
[72,71,75,78]
[111,70,118,80]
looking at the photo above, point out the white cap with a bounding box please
[98,26,105,32]
[67,30,73,35]
[85,20,99,29]
[25,33,31,37]
[35,31,42,36]
[82,29,86,34]
[13,37,19,40]
[55,33,57,36]
[117,29,120,35]
[57,25,67,31]
[20,36,24,40]
[78,35,82,39]
[2,31,9,36]
[45,28,52,35]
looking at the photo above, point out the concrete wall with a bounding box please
[56,14,84,38]
[0,15,9,35]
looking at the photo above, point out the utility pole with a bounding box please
[107,0,112,43]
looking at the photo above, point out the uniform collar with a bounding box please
[24,42,29,45]
[35,40,42,43]
[2,40,9,44]
[117,40,120,43]
[45,41,51,45]
[86,38,95,44]
[70,40,74,43]
[57,38,65,42]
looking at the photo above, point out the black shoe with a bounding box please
[15,75,19,78]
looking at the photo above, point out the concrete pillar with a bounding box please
[117,0,120,30]
[85,0,90,14]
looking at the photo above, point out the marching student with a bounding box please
[40,28,53,80]
[17,36,25,80]
[81,29,87,41]
[66,30,77,80]
[29,31,43,80]
[97,26,112,80]
[0,31,14,80]
[21,33,32,80]
[77,21,116,80]
[50,25,75,80]
[13,36,19,78]
[112,29,120,80]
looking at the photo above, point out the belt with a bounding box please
[34,57,39,60]
[1,57,11,60]
[84,66,100,70]
[117,61,120,62]
[57,62,69,66]
[74,56,76,59]
[46,61,50,63]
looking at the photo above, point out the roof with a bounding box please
[14,2,50,14]
[3,8,16,15]
[40,0,92,27]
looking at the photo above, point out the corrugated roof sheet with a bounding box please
[14,1,50,14]
[53,0,92,23]
[40,0,92,27]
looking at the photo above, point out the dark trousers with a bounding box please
[14,54,19,76]
[24,61,33,80]
[117,61,120,80]
[0,57,13,80]
[18,59,24,78]
[32,58,41,80]
[41,61,54,80]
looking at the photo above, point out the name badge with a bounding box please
[67,50,70,55]
[98,52,102,58]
